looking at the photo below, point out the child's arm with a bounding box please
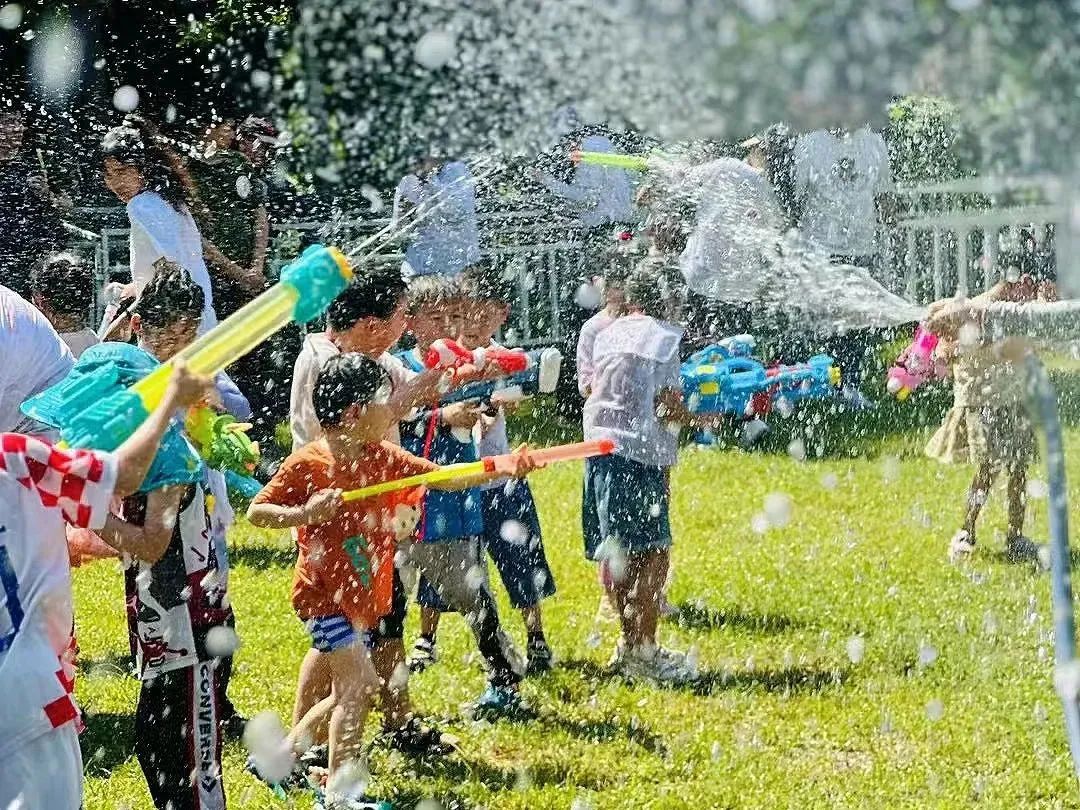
[113,360,213,497]
[247,487,343,529]
[427,444,538,491]
[98,486,185,565]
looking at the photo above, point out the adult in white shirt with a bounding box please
[0,285,72,435]
[101,118,218,332]
[793,126,894,266]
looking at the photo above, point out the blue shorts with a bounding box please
[482,481,555,609]
[306,615,359,653]
[415,537,481,612]
[582,453,672,560]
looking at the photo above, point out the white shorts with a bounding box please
[0,722,82,809]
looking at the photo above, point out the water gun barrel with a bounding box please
[342,438,614,502]
[438,348,562,406]
[60,245,351,450]
[570,150,650,171]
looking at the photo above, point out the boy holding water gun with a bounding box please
[0,361,210,810]
[24,339,233,810]
[582,259,701,685]
[394,272,534,706]
[248,354,537,808]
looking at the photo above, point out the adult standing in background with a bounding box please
[536,128,637,230]
[0,104,65,298]
[393,157,482,278]
[100,117,218,332]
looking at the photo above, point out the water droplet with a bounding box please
[465,564,486,591]
[710,740,722,761]
[750,512,769,534]
[1034,701,1048,724]
[205,625,240,657]
[846,635,866,664]
[763,492,792,528]
[918,641,938,669]
[414,29,457,70]
[820,472,839,491]
[112,85,140,112]
[1055,660,1080,701]
[881,455,900,484]
[925,698,944,721]
[786,439,806,461]
[500,519,529,546]
[1026,479,1049,500]
[575,282,602,310]
[0,4,22,30]
[250,69,272,89]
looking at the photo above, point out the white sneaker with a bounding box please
[617,645,697,685]
[948,530,975,562]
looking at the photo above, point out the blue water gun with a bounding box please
[682,355,769,416]
[439,347,563,407]
[768,355,841,406]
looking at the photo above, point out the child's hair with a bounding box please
[101,115,196,213]
[134,259,205,329]
[460,260,515,306]
[30,253,93,324]
[327,264,407,331]
[624,258,685,321]
[406,273,462,314]
[312,353,390,428]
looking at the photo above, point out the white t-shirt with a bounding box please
[674,158,784,302]
[127,191,218,332]
[289,333,417,449]
[0,286,73,435]
[0,435,116,758]
[583,313,683,468]
[576,308,618,397]
[59,328,100,360]
[793,128,894,257]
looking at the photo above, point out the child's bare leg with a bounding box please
[520,605,543,634]
[1006,464,1027,542]
[326,645,378,776]
[622,549,669,649]
[418,606,441,639]
[372,639,411,730]
[963,461,996,542]
[292,648,332,747]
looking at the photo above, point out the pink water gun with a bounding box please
[424,338,530,374]
[886,324,948,400]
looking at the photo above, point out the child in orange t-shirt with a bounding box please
[248,353,535,807]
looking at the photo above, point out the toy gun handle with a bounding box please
[570,151,650,171]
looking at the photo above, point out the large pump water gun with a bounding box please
[342,439,614,502]
[439,347,563,407]
[36,245,351,451]
[184,407,262,499]
[886,324,948,400]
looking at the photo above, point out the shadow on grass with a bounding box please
[80,710,135,773]
[77,650,135,678]
[692,664,851,697]
[672,601,804,635]
[229,543,296,569]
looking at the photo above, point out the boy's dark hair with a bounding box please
[312,353,390,428]
[461,260,515,305]
[327,264,407,331]
[31,253,93,322]
[406,273,462,314]
[625,259,684,320]
[134,258,205,329]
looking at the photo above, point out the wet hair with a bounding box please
[31,253,93,323]
[460,261,516,306]
[406,273,462,313]
[312,353,390,428]
[326,264,408,331]
[624,258,685,321]
[134,258,205,330]
[101,116,196,213]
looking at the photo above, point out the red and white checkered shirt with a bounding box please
[0,433,116,758]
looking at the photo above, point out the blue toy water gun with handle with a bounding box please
[768,355,842,406]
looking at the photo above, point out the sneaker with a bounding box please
[1005,535,1042,563]
[221,712,248,742]
[948,530,976,562]
[471,683,524,719]
[299,743,329,770]
[384,716,454,756]
[317,792,392,810]
[617,645,697,685]
[525,638,554,676]
[407,637,438,673]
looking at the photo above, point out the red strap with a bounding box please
[415,410,441,542]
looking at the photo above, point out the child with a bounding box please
[0,360,211,810]
[248,354,536,808]
[288,265,460,755]
[582,260,699,684]
[396,274,541,682]
[576,262,628,399]
[30,253,99,359]
[129,260,250,736]
[926,260,1056,562]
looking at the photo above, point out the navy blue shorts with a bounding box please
[582,453,672,560]
[481,481,555,609]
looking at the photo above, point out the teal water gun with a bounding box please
[36,245,352,452]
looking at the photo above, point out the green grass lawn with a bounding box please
[74,407,1080,809]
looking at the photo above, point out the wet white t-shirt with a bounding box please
[127,191,218,332]
[0,286,73,435]
[576,309,617,397]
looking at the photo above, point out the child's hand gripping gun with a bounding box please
[438,347,563,407]
[38,245,352,451]
[184,406,263,500]
[886,324,947,401]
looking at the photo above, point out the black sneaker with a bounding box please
[221,712,248,741]
[299,743,329,770]
[525,638,553,676]
[406,637,438,673]
[384,717,454,756]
